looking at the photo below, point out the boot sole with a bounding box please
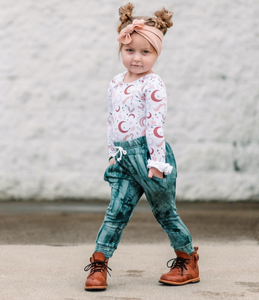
[85,286,107,291]
[159,277,200,286]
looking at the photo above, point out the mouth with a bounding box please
[131,64,142,68]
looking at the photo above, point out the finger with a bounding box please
[148,170,153,178]
[109,159,115,165]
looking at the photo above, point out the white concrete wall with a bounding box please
[1,0,258,201]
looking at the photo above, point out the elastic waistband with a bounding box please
[114,136,147,150]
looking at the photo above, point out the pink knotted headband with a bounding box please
[117,19,164,56]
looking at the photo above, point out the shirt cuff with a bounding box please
[147,159,173,175]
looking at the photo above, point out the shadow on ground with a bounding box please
[0,201,258,245]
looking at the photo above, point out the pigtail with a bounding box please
[146,8,173,35]
[117,4,173,36]
[118,3,135,33]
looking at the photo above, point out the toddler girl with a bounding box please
[84,3,199,290]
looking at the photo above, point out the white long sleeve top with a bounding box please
[107,71,172,174]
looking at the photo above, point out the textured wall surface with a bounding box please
[1,0,258,201]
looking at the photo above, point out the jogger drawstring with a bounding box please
[114,146,127,161]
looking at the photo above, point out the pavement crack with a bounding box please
[125,270,144,277]
[236,282,259,293]
[194,291,245,298]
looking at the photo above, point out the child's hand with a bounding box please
[109,158,116,165]
[148,167,164,179]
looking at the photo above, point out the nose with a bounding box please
[133,53,141,62]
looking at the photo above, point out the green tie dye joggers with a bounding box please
[95,136,194,258]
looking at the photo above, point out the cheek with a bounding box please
[123,57,131,66]
[150,56,158,65]
[145,57,157,67]
[121,54,129,64]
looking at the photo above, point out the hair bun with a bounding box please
[154,8,173,34]
[118,3,135,33]
[117,4,173,36]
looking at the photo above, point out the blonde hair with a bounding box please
[118,3,173,35]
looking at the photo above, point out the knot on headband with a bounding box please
[117,19,164,56]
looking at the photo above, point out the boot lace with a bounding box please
[166,257,190,276]
[84,261,112,277]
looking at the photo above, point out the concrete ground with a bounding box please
[0,200,258,300]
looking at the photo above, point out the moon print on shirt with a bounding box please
[138,103,145,109]
[151,90,162,102]
[118,121,129,133]
[154,127,163,138]
[124,85,134,95]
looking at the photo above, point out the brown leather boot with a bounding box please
[159,246,200,286]
[84,252,111,291]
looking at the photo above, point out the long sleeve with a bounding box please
[107,84,116,159]
[144,76,173,175]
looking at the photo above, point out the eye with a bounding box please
[126,48,134,53]
[142,50,150,55]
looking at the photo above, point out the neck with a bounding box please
[124,70,153,83]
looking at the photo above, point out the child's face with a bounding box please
[121,33,158,78]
